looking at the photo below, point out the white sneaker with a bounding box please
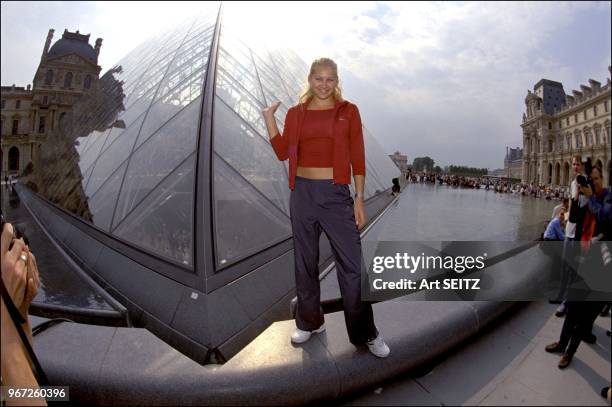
[291,324,326,344]
[367,334,390,358]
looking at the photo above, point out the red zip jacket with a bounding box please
[270,99,366,190]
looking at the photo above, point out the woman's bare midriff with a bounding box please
[297,166,334,179]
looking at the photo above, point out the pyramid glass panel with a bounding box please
[88,162,128,231]
[135,67,206,150]
[112,97,201,228]
[218,28,265,104]
[213,96,290,216]
[114,154,196,267]
[77,129,110,173]
[150,22,213,106]
[213,155,291,268]
[365,157,387,193]
[84,114,145,197]
[216,68,267,137]
[75,130,97,156]
[118,90,156,130]
[251,51,295,108]
[363,127,400,188]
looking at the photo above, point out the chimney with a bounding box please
[588,79,601,90]
[94,38,103,59]
[572,90,582,99]
[580,84,591,96]
[42,28,54,60]
[26,84,31,91]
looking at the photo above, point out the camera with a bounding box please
[576,174,589,187]
[576,158,594,191]
[0,210,29,248]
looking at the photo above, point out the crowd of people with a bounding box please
[539,155,611,401]
[405,160,611,400]
[405,171,574,200]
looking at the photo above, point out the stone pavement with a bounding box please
[345,301,611,406]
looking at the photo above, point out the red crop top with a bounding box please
[270,100,366,190]
[298,108,335,167]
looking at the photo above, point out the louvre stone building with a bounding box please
[1,29,102,177]
[503,146,523,180]
[521,68,611,187]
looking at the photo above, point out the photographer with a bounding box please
[1,222,46,405]
[580,165,612,240]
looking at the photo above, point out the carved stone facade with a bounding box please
[521,69,612,187]
[1,29,102,177]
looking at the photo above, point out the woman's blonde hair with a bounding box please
[299,57,343,104]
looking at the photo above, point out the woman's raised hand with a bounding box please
[262,101,281,118]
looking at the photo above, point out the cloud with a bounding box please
[2,1,610,169]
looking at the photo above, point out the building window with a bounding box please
[605,100,609,112]
[574,114,578,124]
[548,140,553,152]
[575,133,583,148]
[45,70,53,85]
[8,147,19,171]
[12,120,18,135]
[548,122,552,129]
[595,127,601,145]
[566,135,571,150]
[64,72,73,88]
[583,111,587,120]
[594,105,598,116]
[566,117,569,126]
[84,75,92,89]
[15,100,21,109]
[38,116,46,134]
[42,96,48,105]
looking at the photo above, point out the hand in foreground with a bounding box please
[579,184,593,198]
[20,251,40,319]
[1,223,29,311]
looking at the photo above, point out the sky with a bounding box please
[1,1,611,170]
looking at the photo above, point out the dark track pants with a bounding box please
[290,176,378,345]
[558,301,605,356]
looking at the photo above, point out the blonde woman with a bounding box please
[262,58,389,357]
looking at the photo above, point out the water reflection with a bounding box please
[21,66,126,223]
[370,183,556,241]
